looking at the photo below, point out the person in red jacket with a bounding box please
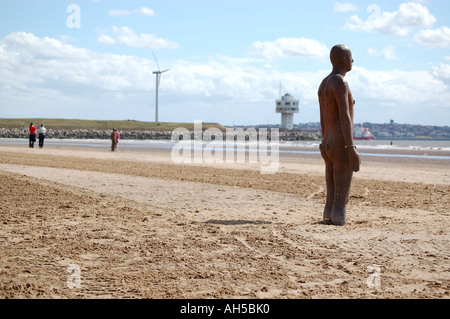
[29,123,36,148]
[111,128,119,151]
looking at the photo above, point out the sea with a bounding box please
[1,138,450,162]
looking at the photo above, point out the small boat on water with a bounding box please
[353,125,374,140]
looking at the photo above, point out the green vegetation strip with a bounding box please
[0,118,226,132]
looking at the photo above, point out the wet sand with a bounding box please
[0,144,449,299]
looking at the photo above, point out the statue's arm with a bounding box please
[333,76,354,148]
[333,76,361,171]
[318,90,324,137]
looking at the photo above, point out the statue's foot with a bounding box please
[323,208,332,225]
[331,217,345,226]
[331,210,346,226]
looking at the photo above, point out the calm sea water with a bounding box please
[281,139,450,161]
[1,138,450,161]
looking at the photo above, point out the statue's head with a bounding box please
[330,44,353,72]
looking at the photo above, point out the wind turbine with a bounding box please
[152,52,169,123]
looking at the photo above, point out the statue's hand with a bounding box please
[319,142,325,157]
[348,148,361,172]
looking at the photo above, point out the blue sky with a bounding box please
[1,0,449,126]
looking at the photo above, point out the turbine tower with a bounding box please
[152,52,169,123]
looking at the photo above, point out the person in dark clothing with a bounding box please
[111,128,118,151]
[38,124,47,148]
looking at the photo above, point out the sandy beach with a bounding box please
[0,143,449,299]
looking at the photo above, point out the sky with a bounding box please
[0,0,449,126]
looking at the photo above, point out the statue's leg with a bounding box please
[320,143,334,224]
[323,160,335,224]
[331,158,353,226]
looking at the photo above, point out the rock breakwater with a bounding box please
[0,127,321,141]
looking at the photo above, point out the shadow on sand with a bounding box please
[204,219,274,226]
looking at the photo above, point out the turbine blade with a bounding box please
[152,51,160,72]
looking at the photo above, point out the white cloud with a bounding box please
[138,7,155,17]
[164,57,323,103]
[108,7,155,17]
[348,66,449,106]
[249,38,329,60]
[1,32,449,125]
[334,2,358,13]
[97,33,116,45]
[345,2,436,36]
[431,63,450,82]
[347,66,450,124]
[368,45,400,60]
[414,26,450,48]
[108,9,132,17]
[97,26,180,50]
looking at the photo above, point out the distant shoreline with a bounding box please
[1,118,449,141]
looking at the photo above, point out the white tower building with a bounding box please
[276,93,299,130]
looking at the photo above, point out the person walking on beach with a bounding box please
[318,44,361,226]
[115,128,120,148]
[111,128,118,151]
[29,123,36,148]
[38,124,47,148]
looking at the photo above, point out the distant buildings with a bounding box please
[295,121,450,140]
